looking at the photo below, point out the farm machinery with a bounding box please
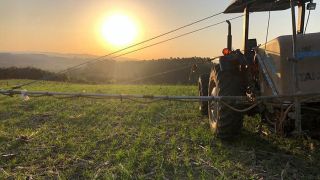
[198,0,320,138]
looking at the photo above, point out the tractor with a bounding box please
[198,0,320,138]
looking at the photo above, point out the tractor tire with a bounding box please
[208,64,245,139]
[198,74,210,116]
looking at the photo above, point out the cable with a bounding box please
[9,14,244,90]
[121,64,193,84]
[264,10,271,50]
[304,10,311,34]
[115,15,243,84]
[7,0,261,90]
[113,15,244,59]
[116,12,223,52]
[278,103,294,133]
[220,101,260,113]
[7,12,223,90]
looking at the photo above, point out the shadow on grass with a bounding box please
[215,127,320,179]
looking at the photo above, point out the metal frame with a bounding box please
[1,89,320,103]
[243,6,250,57]
[238,0,313,133]
[297,2,306,34]
[254,53,279,95]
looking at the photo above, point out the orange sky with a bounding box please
[0,0,319,60]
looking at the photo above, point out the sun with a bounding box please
[101,14,138,47]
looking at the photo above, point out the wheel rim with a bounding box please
[209,87,218,126]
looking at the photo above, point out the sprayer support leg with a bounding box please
[294,98,302,134]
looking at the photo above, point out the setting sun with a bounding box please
[101,14,138,47]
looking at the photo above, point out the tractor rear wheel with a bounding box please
[198,74,210,116]
[208,64,245,139]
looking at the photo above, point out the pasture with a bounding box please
[0,80,319,179]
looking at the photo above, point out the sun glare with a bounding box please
[101,14,138,47]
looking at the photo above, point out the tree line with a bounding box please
[0,57,212,84]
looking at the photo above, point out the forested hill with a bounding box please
[0,57,212,84]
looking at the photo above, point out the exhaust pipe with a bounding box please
[226,20,232,51]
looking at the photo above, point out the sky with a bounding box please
[0,0,319,60]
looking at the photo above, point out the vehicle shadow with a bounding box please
[215,126,320,179]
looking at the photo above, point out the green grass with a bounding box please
[0,80,319,179]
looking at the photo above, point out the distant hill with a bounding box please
[0,52,137,72]
[67,57,212,84]
[0,57,212,85]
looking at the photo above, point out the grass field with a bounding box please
[0,80,319,179]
